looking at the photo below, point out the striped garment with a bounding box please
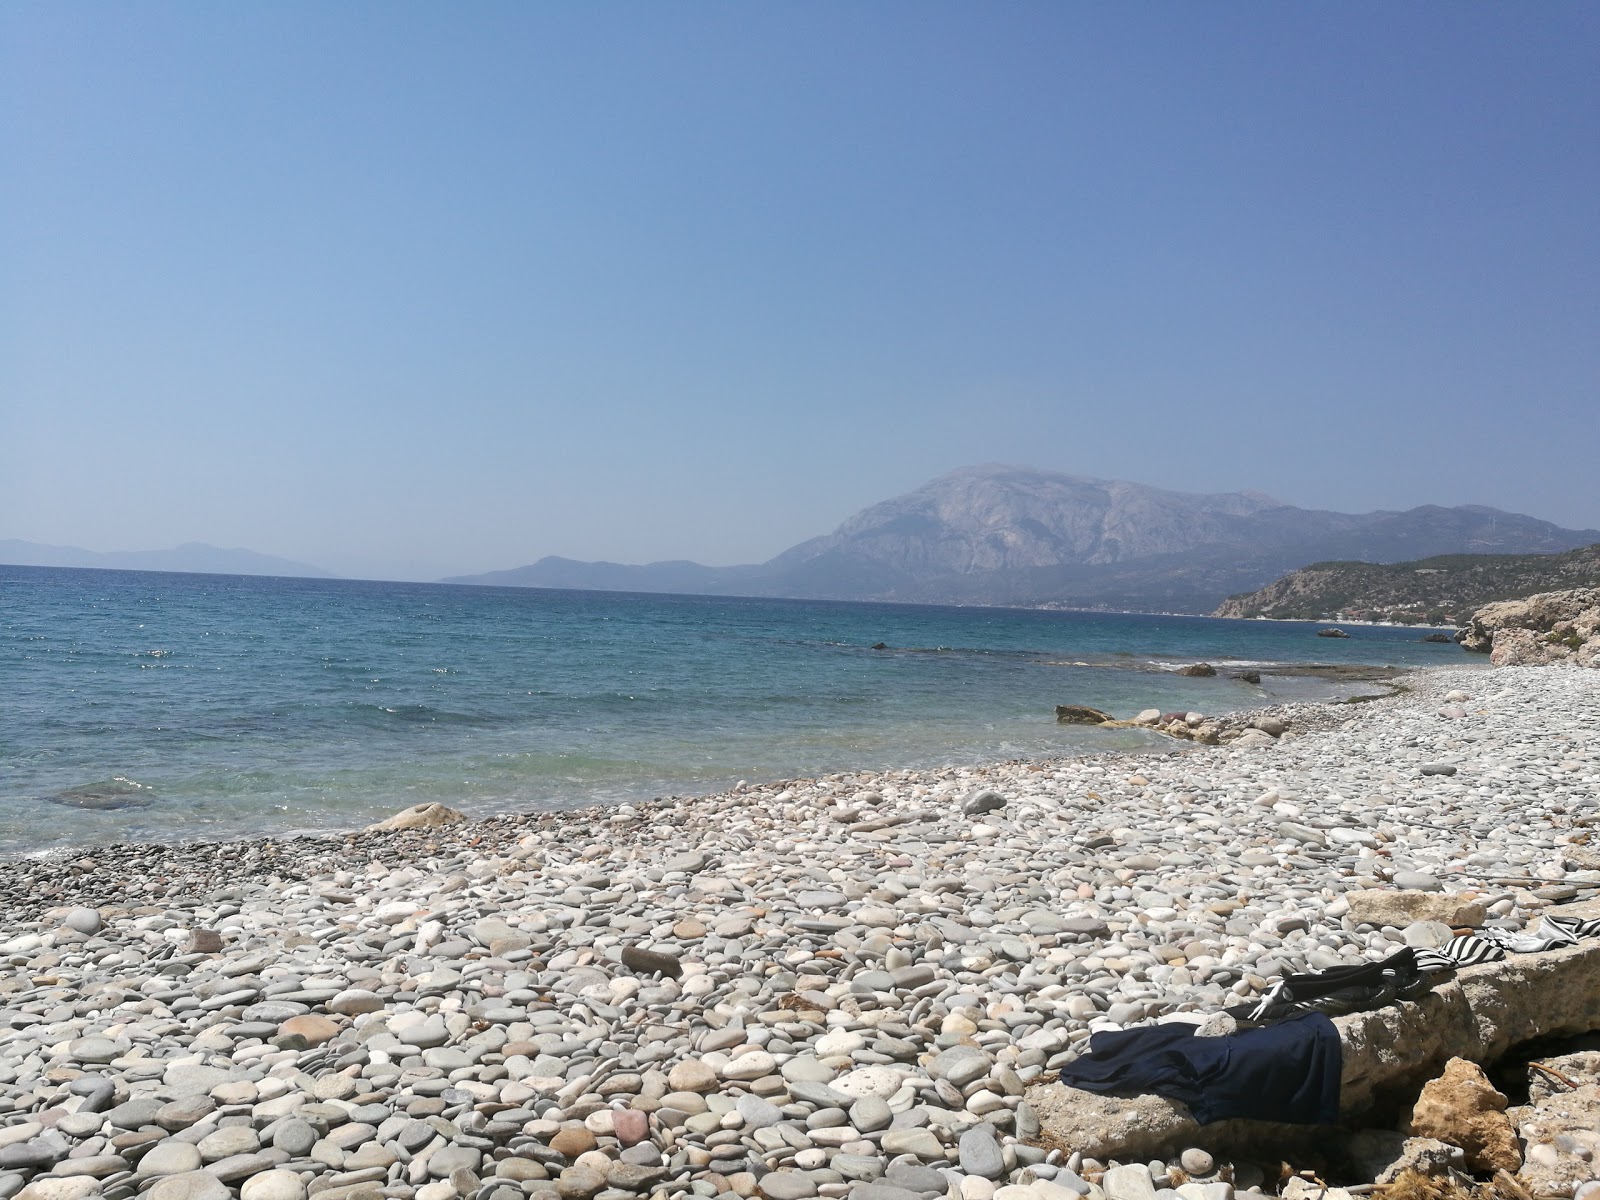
[1413,935,1505,970]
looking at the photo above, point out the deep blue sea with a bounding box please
[0,566,1473,855]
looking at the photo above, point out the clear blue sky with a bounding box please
[4,3,1596,581]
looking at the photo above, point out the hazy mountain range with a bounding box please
[446,465,1600,613]
[0,539,334,579]
[10,465,1598,612]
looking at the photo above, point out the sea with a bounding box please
[0,565,1473,856]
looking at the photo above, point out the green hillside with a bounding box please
[1212,543,1600,622]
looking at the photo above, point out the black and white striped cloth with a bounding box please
[1413,913,1600,969]
[1413,935,1504,971]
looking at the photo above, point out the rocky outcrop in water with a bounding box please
[1455,589,1600,667]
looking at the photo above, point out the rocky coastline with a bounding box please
[2,664,1599,1200]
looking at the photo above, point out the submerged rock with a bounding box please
[1055,705,1113,725]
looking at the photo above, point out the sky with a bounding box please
[3,4,1597,581]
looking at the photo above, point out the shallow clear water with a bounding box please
[0,565,1471,853]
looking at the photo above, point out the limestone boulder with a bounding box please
[364,803,467,832]
[1339,1131,1462,1184]
[1408,1058,1521,1172]
[1456,588,1600,667]
[1345,889,1487,929]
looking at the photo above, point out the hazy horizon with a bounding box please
[5,5,1597,581]
[6,460,1600,585]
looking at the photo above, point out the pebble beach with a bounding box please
[3,664,1597,1200]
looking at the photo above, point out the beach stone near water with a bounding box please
[364,802,466,831]
[964,790,1006,815]
[1180,1149,1214,1176]
[1055,706,1112,725]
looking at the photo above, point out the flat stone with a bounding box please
[880,1128,944,1159]
[960,1124,1005,1180]
[145,1173,231,1200]
[757,1173,819,1200]
[138,1143,205,1177]
[278,1015,340,1046]
[240,1171,305,1200]
[328,990,383,1016]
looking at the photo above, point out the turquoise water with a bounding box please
[0,566,1471,854]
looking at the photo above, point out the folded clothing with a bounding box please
[1057,1011,1340,1126]
[1479,913,1600,953]
[1228,947,1436,1024]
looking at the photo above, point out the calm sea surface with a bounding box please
[0,566,1471,854]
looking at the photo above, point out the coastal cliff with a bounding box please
[1456,587,1600,667]
[1212,544,1600,623]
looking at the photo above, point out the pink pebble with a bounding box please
[613,1107,650,1148]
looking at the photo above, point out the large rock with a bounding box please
[1027,907,1600,1161]
[1456,588,1600,667]
[1345,889,1487,928]
[364,803,467,832]
[1408,1058,1521,1172]
[1055,705,1113,725]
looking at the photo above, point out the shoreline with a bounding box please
[2,663,1596,1200]
[11,659,1462,868]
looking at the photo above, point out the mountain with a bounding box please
[0,539,335,579]
[444,465,1600,612]
[1212,543,1600,622]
